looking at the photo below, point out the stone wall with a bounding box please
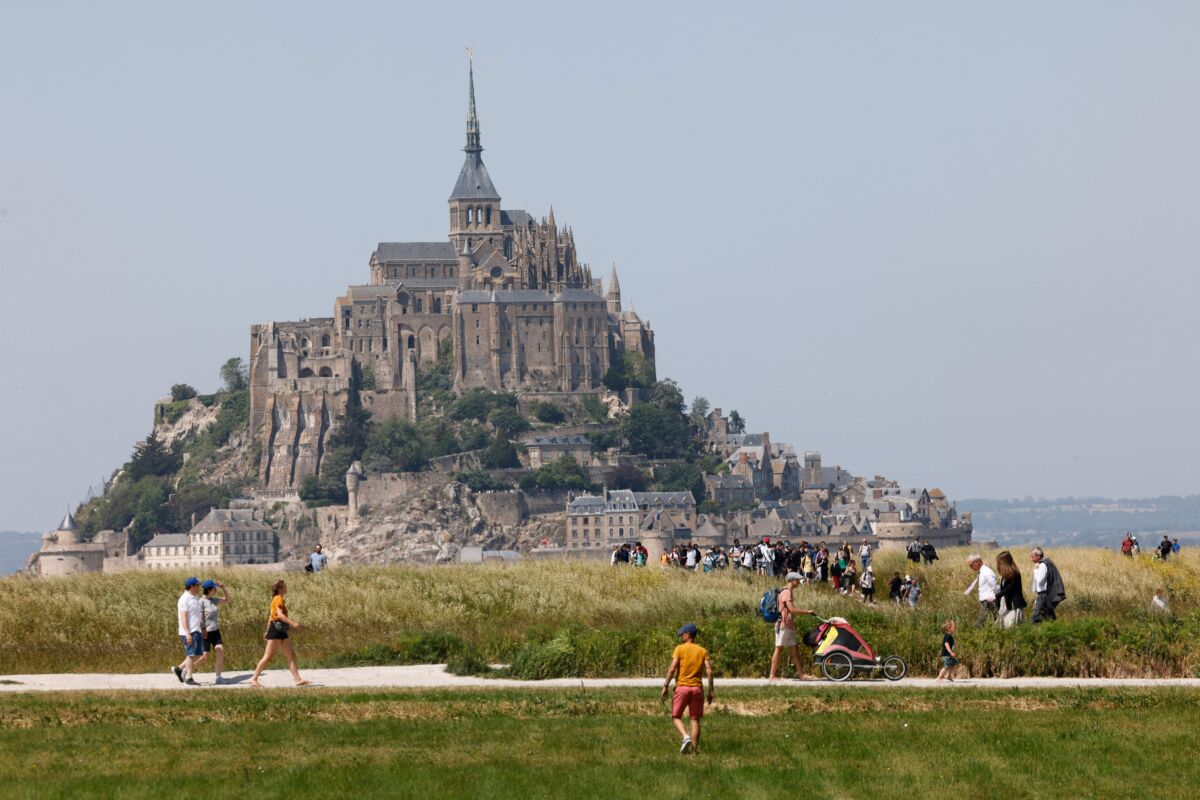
[474,491,527,526]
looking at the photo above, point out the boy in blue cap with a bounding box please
[661,623,714,755]
[172,577,203,686]
[195,579,230,683]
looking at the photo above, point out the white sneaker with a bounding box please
[679,735,692,754]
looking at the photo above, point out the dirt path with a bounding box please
[2,665,1199,692]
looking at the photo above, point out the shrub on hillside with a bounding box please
[487,407,529,435]
[170,384,197,402]
[529,401,566,424]
[518,456,592,493]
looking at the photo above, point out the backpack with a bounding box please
[759,588,782,622]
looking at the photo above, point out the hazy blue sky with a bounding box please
[1,2,1197,532]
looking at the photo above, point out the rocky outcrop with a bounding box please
[314,482,564,565]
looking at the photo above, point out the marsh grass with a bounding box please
[1,547,1197,677]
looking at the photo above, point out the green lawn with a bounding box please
[0,687,1195,799]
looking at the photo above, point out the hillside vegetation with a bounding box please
[1,547,1197,678]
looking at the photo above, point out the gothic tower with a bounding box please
[449,57,501,254]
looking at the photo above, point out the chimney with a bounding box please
[190,512,197,529]
[761,432,770,449]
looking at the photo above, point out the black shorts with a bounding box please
[266,624,289,641]
[204,630,223,651]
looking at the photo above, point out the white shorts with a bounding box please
[775,627,798,647]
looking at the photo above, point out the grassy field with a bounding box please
[0,686,1197,799]
[1,547,1197,677]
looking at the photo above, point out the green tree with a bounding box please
[170,384,197,402]
[602,351,655,392]
[364,418,428,473]
[481,433,519,469]
[689,396,710,427]
[220,357,248,392]
[606,463,648,491]
[127,433,181,481]
[652,461,706,503]
[520,456,592,493]
[530,401,566,424]
[487,406,530,435]
[728,409,746,434]
[622,381,691,458]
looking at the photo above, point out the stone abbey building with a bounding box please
[250,62,655,489]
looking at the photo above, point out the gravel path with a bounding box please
[2,665,1199,692]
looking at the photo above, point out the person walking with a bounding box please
[921,540,938,566]
[250,580,311,688]
[307,544,329,573]
[1030,548,1066,624]
[172,577,204,686]
[936,620,959,682]
[768,572,817,680]
[661,623,714,755]
[963,554,999,626]
[199,579,230,683]
[888,572,903,604]
[1157,536,1173,561]
[858,539,872,571]
[1120,533,1134,557]
[907,578,922,609]
[860,565,875,604]
[906,538,922,565]
[995,550,1027,628]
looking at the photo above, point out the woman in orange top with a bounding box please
[250,580,311,687]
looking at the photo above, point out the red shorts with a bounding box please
[672,685,705,719]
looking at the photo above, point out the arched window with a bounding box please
[318,367,333,377]
[467,208,473,224]
[407,335,415,349]
[298,368,315,378]
[485,207,491,225]
[300,337,308,348]
[321,335,330,347]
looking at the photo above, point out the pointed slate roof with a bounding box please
[58,511,78,532]
[449,58,501,201]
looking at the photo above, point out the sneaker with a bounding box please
[184,678,200,686]
[679,735,692,754]
[213,675,223,685]
[172,666,184,683]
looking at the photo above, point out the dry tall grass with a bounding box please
[1,547,1196,676]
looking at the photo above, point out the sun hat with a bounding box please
[785,571,803,581]
[202,579,217,591]
[677,623,698,636]
[184,576,200,588]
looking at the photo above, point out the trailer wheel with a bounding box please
[882,656,908,681]
[821,652,854,682]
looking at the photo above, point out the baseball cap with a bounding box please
[676,623,698,636]
[202,579,217,591]
[184,576,200,588]
[785,571,802,581]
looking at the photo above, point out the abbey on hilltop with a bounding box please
[249,60,655,489]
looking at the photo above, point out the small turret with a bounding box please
[606,265,622,314]
[345,461,364,519]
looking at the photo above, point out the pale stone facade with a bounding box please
[142,509,278,569]
[565,490,696,550]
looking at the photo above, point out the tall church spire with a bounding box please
[465,52,481,154]
[449,51,500,202]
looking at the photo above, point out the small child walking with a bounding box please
[937,620,959,682]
